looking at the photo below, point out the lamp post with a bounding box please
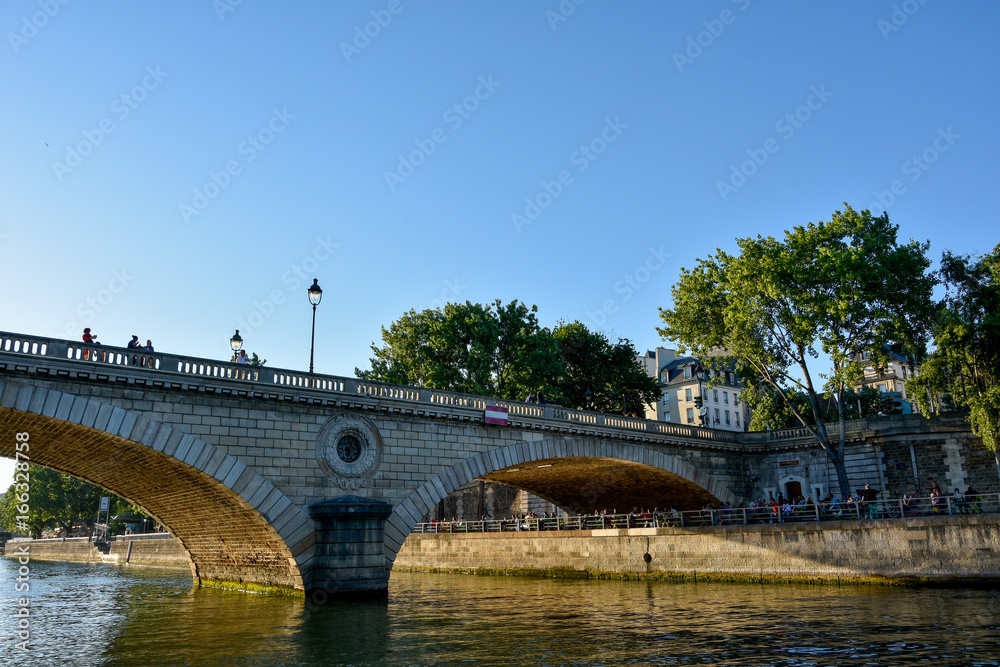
[307,279,323,374]
[230,330,243,362]
[695,364,706,427]
[584,387,592,410]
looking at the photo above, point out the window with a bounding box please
[723,392,729,405]
[735,412,740,426]
[662,394,670,406]
[664,413,671,423]
[686,408,694,423]
[725,410,731,425]
[684,366,691,379]
[714,408,720,424]
[685,388,692,401]
[713,389,719,403]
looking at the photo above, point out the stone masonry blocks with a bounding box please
[1,372,992,597]
[12,385,34,412]
[41,389,62,418]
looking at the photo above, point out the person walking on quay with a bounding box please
[860,484,880,519]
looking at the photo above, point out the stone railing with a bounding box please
[0,330,952,449]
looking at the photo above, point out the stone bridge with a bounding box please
[0,332,991,600]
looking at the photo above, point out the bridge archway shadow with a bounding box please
[0,380,312,595]
[384,438,738,566]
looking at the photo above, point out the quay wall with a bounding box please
[4,536,189,569]
[394,516,1000,585]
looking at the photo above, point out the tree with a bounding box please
[745,384,886,432]
[552,321,660,414]
[0,466,136,538]
[908,245,1000,451]
[356,305,658,413]
[357,300,564,401]
[658,205,936,496]
[230,352,267,366]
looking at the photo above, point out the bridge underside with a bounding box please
[0,409,304,594]
[480,456,722,514]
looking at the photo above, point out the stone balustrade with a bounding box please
[0,330,947,453]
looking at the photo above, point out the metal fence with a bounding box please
[411,493,1000,534]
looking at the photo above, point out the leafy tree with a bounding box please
[356,305,658,413]
[908,245,1000,451]
[357,300,564,401]
[230,351,267,366]
[0,465,137,537]
[552,321,660,414]
[745,384,887,432]
[744,385,801,431]
[658,205,936,495]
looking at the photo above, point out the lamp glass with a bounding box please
[308,279,323,306]
[230,330,243,352]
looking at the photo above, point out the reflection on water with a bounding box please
[2,557,999,666]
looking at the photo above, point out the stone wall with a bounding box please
[394,515,1000,584]
[4,536,190,567]
[753,414,999,503]
[423,482,554,522]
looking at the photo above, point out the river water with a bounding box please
[2,557,999,666]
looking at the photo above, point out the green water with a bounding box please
[2,557,999,666]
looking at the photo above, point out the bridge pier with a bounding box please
[306,496,393,603]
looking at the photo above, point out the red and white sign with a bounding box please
[484,405,509,425]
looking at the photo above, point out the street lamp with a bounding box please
[695,364,706,427]
[584,387,592,410]
[307,278,323,374]
[230,330,243,362]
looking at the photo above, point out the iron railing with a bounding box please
[411,493,1000,533]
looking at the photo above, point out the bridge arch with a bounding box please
[0,379,312,595]
[383,437,739,566]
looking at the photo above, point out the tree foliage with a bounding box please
[356,300,563,400]
[0,465,136,538]
[908,245,1000,451]
[552,321,660,414]
[658,205,936,495]
[745,385,888,432]
[356,302,658,412]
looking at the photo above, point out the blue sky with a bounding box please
[1,1,998,489]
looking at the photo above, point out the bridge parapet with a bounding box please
[0,331,748,448]
[0,330,970,453]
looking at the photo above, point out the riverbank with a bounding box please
[10,515,1000,588]
[394,514,1000,586]
[3,534,190,571]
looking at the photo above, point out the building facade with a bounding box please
[852,346,919,413]
[638,347,747,432]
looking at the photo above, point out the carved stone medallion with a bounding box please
[316,415,383,489]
